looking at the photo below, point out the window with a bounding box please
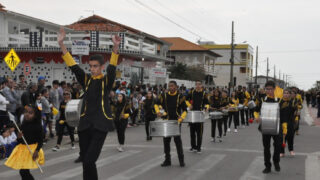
[240,67,246,73]
[240,52,247,60]
[8,21,19,34]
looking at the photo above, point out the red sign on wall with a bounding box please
[24,62,31,76]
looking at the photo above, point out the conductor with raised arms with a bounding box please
[58,27,121,180]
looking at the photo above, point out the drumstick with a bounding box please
[8,112,44,173]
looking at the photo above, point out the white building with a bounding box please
[0,3,171,86]
[199,42,254,88]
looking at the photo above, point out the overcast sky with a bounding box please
[2,0,319,90]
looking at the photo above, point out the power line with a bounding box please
[133,0,207,40]
[153,0,220,41]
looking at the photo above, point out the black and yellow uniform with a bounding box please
[220,96,230,135]
[155,91,187,167]
[5,119,45,178]
[112,99,131,145]
[243,91,251,126]
[61,52,118,180]
[186,89,209,151]
[294,94,303,134]
[209,95,223,141]
[254,96,284,171]
[229,97,239,130]
[56,100,75,146]
[143,97,157,140]
[279,98,295,154]
[249,93,256,119]
[237,90,246,126]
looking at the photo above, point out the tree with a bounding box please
[168,62,206,81]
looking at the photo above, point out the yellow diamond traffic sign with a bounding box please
[4,48,21,72]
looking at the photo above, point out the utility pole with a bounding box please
[266,58,269,82]
[279,70,281,87]
[255,46,258,85]
[229,21,235,95]
[283,74,285,88]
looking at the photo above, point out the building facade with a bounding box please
[160,37,221,86]
[0,4,171,86]
[199,42,254,88]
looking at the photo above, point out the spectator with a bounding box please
[37,76,46,94]
[21,82,38,107]
[0,78,10,129]
[2,77,19,117]
[40,88,53,141]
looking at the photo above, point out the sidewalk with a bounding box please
[307,105,320,126]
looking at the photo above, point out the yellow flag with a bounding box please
[275,86,283,99]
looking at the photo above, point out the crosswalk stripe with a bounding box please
[239,156,266,180]
[107,154,165,180]
[175,154,226,180]
[305,155,320,180]
[0,152,78,178]
[45,150,140,180]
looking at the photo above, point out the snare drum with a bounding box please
[150,120,180,137]
[248,100,256,109]
[260,102,280,135]
[238,104,244,110]
[183,111,205,123]
[65,99,83,127]
[222,109,229,116]
[209,111,224,120]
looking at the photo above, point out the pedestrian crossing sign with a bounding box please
[4,48,21,72]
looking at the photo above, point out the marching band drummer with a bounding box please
[243,87,251,126]
[58,27,121,180]
[228,91,240,133]
[292,89,303,135]
[208,89,223,142]
[143,90,157,141]
[155,81,188,167]
[254,81,286,174]
[220,90,230,136]
[185,80,209,153]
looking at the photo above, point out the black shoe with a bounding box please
[223,133,226,136]
[274,163,280,172]
[74,157,82,163]
[161,161,171,167]
[262,167,271,174]
[50,133,54,138]
[179,158,185,167]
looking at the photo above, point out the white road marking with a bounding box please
[45,150,140,180]
[305,154,320,180]
[239,156,266,180]
[175,154,226,180]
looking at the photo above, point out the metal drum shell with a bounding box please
[238,104,244,110]
[209,111,224,120]
[65,99,83,127]
[248,100,256,109]
[222,109,229,116]
[260,102,280,135]
[183,111,206,123]
[150,120,180,137]
[228,107,238,112]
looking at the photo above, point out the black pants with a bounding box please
[145,116,155,138]
[163,135,184,161]
[211,119,223,138]
[56,121,75,145]
[244,108,249,125]
[281,127,295,153]
[249,109,254,119]
[78,127,107,180]
[228,111,239,129]
[19,169,34,180]
[189,123,203,150]
[222,116,228,134]
[262,134,281,168]
[114,119,128,145]
[240,109,245,126]
[130,109,138,125]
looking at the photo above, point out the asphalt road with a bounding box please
[1,105,320,180]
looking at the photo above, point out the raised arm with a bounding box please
[106,35,121,90]
[58,27,87,88]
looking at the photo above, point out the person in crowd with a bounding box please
[2,77,19,117]
[228,91,239,133]
[186,80,209,153]
[52,91,75,151]
[209,89,223,142]
[155,81,187,167]
[143,90,157,141]
[21,83,38,108]
[37,76,46,94]
[40,88,52,143]
[254,81,283,174]
[112,93,131,152]
[5,104,45,180]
